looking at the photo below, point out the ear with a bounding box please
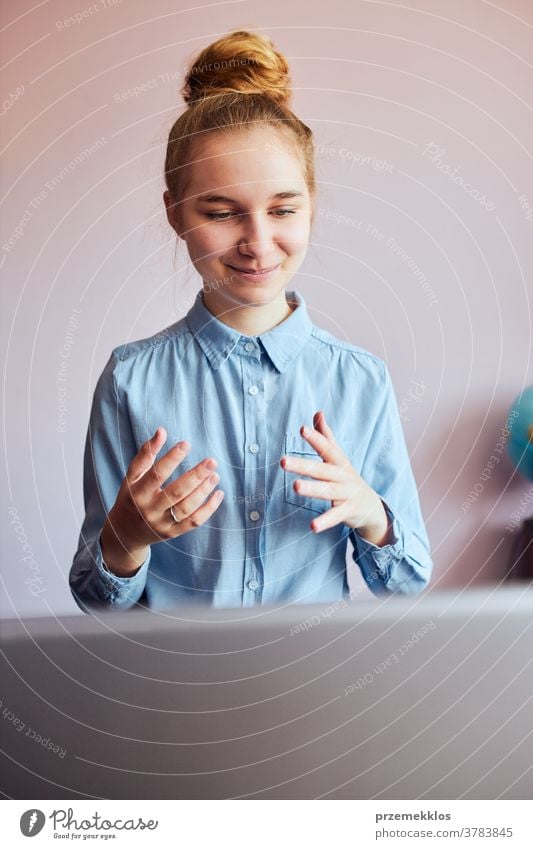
[163,191,184,240]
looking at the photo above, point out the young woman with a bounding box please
[69,30,433,612]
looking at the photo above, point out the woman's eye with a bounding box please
[205,209,297,221]
[206,212,234,220]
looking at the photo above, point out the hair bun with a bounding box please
[182,30,291,108]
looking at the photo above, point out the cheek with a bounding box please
[282,217,311,253]
[189,225,229,264]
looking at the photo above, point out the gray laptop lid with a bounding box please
[1,586,532,799]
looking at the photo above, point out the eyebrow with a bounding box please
[196,190,305,204]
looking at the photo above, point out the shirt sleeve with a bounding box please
[69,351,151,613]
[349,360,433,595]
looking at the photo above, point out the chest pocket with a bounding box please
[284,432,353,514]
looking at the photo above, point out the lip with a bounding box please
[226,263,281,281]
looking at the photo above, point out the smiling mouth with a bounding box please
[226,263,281,274]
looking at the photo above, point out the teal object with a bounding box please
[507,386,533,480]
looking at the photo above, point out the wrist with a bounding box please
[100,520,148,577]
[354,499,394,547]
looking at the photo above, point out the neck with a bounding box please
[201,287,296,336]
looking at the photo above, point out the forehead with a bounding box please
[184,128,308,201]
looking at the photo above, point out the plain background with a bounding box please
[1,0,532,617]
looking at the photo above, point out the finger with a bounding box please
[313,410,336,441]
[148,439,198,491]
[309,502,351,534]
[170,486,225,531]
[293,478,350,501]
[155,457,218,513]
[126,427,172,485]
[166,470,221,523]
[280,455,344,481]
[299,422,347,465]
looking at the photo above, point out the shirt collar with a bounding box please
[185,288,313,373]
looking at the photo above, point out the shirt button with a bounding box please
[249,510,260,521]
[247,579,259,590]
[249,443,259,454]
[244,342,255,352]
[248,385,258,395]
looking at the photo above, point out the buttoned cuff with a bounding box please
[95,532,151,594]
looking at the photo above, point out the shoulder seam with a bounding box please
[111,322,191,362]
[310,327,384,364]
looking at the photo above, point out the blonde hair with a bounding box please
[164,30,316,209]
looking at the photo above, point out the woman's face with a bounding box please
[164,127,314,311]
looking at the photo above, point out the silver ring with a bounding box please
[169,505,181,524]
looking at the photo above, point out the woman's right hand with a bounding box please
[100,427,224,576]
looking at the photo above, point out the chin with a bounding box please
[225,286,281,306]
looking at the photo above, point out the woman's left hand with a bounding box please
[280,410,394,546]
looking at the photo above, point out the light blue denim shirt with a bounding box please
[69,288,432,612]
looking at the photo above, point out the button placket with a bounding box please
[241,342,265,604]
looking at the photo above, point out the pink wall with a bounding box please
[2,0,532,615]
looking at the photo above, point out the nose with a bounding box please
[237,211,276,262]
